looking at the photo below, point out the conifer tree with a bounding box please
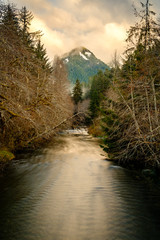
[2,4,19,32]
[126,0,159,55]
[72,79,82,105]
[19,6,33,45]
[35,39,52,71]
[0,2,74,152]
[89,70,111,118]
[103,0,160,167]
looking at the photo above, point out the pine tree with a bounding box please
[72,79,82,105]
[2,4,19,33]
[35,39,52,71]
[104,0,160,167]
[19,6,33,45]
[89,70,111,118]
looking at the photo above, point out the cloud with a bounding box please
[6,0,147,63]
[31,15,77,58]
[105,23,127,41]
[75,23,127,63]
[77,0,134,23]
[31,17,63,48]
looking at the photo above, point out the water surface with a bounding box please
[0,131,160,240]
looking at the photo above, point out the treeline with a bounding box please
[0,2,73,154]
[88,0,160,170]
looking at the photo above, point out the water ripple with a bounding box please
[0,135,160,240]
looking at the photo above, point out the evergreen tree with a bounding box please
[89,70,111,118]
[72,79,82,105]
[2,4,19,33]
[35,39,52,71]
[19,6,33,45]
[0,2,74,152]
[101,0,160,167]
[126,0,159,55]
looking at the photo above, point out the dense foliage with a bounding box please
[89,69,112,118]
[72,79,83,105]
[89,0,160,170]
[0,2,73,153]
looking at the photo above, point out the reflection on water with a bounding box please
[0,131,160,240]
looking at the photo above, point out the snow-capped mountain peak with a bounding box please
[61,46,109,84]
[85,51,92,57]
[79,51,89,61]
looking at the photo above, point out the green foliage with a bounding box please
[72,79,83,105]
[63,47,110,84]
[121,44,145,79]
[89,69,112,118]
[88,2,160,169]
[100,107,121,158]
[0,150,15,162]
[98,0,160,169]
[34,40,52,71]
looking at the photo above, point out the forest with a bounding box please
[1,1,160,239]
[0,0,160,173]
[88,0,160,171]
[0,2,73,165]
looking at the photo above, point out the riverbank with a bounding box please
[0,128,67,171]
[105,155,160,182]
[88,124,160,178]
[0,149,15,171]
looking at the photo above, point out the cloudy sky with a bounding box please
[6,0,160,63]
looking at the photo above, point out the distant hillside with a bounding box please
[62,47,110,84]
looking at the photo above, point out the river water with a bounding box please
[0,130,160,240]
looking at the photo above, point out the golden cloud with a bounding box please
[10,0,131,63]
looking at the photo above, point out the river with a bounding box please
[0,129,160,240]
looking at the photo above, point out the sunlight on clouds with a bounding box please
[12,0,130,62]
[31,17,63,48]
[31,17,65,58]
[79,28,125,64]
[30,17,127,63]
[105,23,127,41]
[63,0,81,6]
[68,0,81,4]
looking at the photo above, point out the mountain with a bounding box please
[62,47,109,84]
